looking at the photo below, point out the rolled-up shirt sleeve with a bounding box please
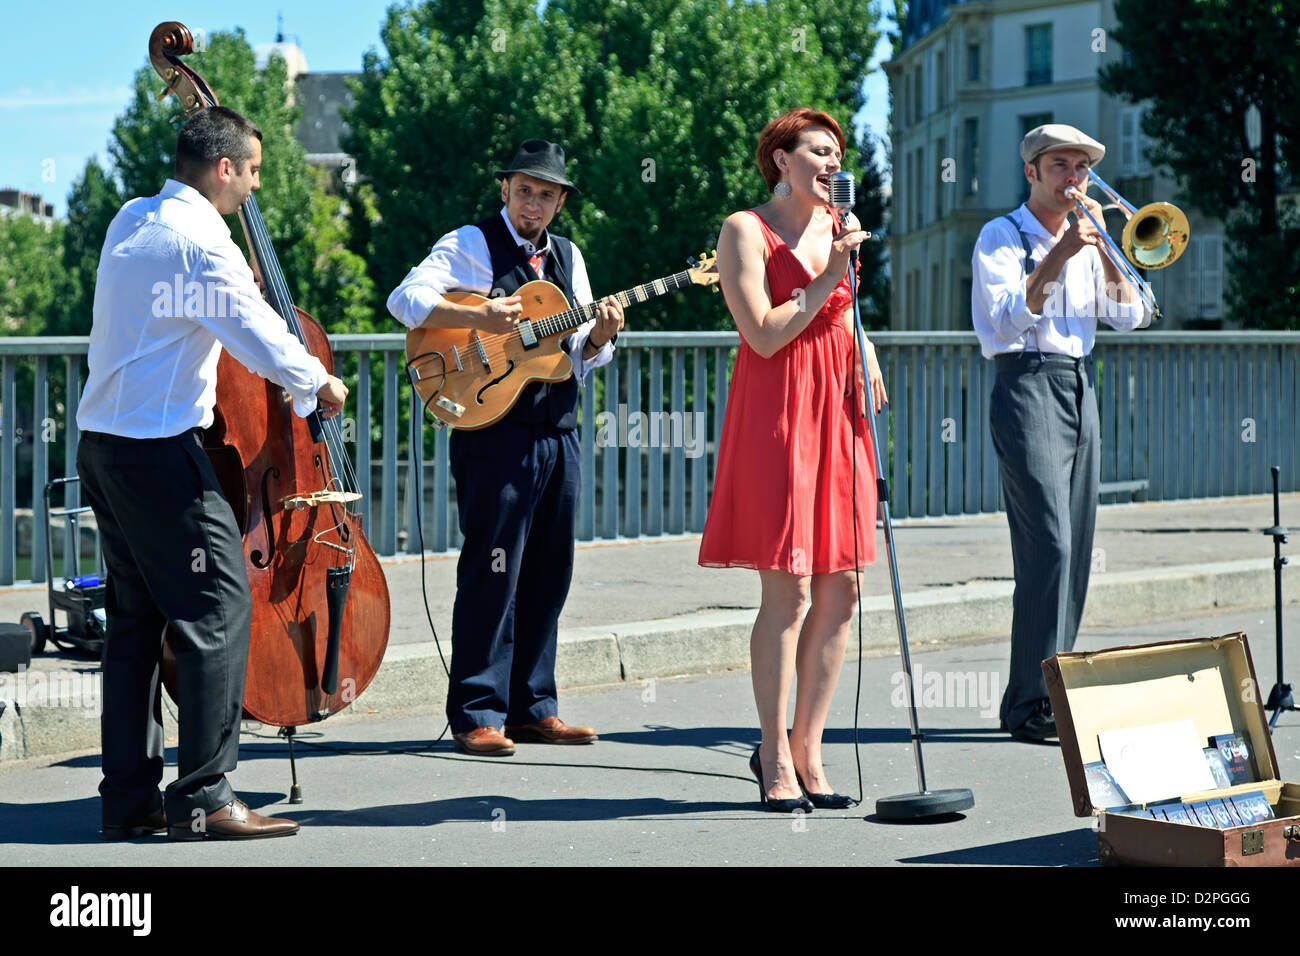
[564,242,614,383]
[194,243,329,418]
[971,220,1043,354]
[1094,251,1149,330]
[387,225,494,329]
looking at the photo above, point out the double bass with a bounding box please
[148,21,390,798]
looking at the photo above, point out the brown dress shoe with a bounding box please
[167,798,299,841]
[453,726,516,756]
[505,715,597,744]
[102,808,166,841]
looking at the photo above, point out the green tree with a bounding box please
[112,30,312,243]
[1101,0,1300,328]
[0,216,65,337]
[57,157,121,337]
[103,29,372,333]
[346,0,885,331]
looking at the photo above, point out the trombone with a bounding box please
[1069,169,1190,320]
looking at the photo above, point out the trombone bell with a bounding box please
[1121,201,1189,270]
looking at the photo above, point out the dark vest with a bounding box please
[474,213,580,430]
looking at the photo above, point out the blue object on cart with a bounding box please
[68,575,102,589]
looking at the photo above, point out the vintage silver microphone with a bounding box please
[828,171,855,227]
[832,170,976,822]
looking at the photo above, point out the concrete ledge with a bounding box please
[2,557,1294,763]
[613,611,753,679]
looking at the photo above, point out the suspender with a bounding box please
[1003,213,1035,274]
[1003,212,1047,357]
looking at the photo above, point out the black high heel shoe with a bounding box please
[794,769,856,810]
[750,747,814,813]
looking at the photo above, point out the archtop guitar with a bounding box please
[406,253,718,429]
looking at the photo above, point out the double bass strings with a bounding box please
[242,197,363,563]
[246,198,360,500]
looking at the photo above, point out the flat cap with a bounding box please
[1020,124,1105,166]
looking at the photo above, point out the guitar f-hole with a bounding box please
[476,360,516,406]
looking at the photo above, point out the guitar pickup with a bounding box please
[518,320,537,349]
[436,396,465,419]
[449,345,463,372]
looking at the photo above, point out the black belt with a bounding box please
[994,351,1092,373]
[80,427,204,446]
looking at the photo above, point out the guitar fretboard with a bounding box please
[529,270,695,339]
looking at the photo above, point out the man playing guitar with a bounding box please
[388,139,623,755]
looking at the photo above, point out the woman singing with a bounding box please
[699,108,887,812]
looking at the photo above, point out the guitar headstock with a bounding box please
[686,251,720,291]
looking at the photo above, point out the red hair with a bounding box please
[756,108,846,190]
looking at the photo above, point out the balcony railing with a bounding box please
[2,331,1298,585]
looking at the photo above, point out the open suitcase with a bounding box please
[1044,632,1300,866]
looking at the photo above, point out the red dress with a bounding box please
[698,210,878,574]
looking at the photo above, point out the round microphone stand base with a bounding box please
[876,788,975,822]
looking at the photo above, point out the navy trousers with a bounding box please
[77,429,249,825]
[989,352,1100,731]
[446,421,580,734]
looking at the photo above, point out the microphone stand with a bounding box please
[844,236,975,821]
[1262,465,1295,729]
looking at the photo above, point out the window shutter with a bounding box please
[1201,234,1223,318]
[1120,108,1138,175]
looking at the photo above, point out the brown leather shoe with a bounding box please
[167,798,299,841]
[453,726,516,756]
[505,715,597,744]
[102,808,166,841]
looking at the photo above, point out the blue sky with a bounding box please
[1,1,893,217]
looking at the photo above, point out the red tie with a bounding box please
[527,249,545,277]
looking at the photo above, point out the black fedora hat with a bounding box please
[494,139,581,198]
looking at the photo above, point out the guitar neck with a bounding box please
[532,270,696,339]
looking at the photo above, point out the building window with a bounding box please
[904,150,912,232]
[936,135,947,220]
[909,270,921,330]
[931,262,942,327]
[936,50,947,109]
[913,68,923,122]
[966,43,980,83]
[1025,24,1052,86]
[1019,112,1053,202]
[962,277,973,327]
[963,117,979,195]
[1020,112,1053,136]
[917,147,926,227]
[1119,106,1151,175]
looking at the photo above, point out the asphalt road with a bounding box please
[2,604,1296,868]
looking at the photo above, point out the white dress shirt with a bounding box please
[970,203,1148,359]
[386,208,613,383]
[78,179,329,438]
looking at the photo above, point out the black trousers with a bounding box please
[989,352,1100,730]
[445,421,580,735]
[77,429,250,825]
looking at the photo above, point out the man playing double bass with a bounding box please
[78,106,347,840]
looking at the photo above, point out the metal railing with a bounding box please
[2,330,1298,585]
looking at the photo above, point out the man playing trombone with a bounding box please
[971,124,1151,742]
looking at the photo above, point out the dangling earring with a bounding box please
[772,181,792,200]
